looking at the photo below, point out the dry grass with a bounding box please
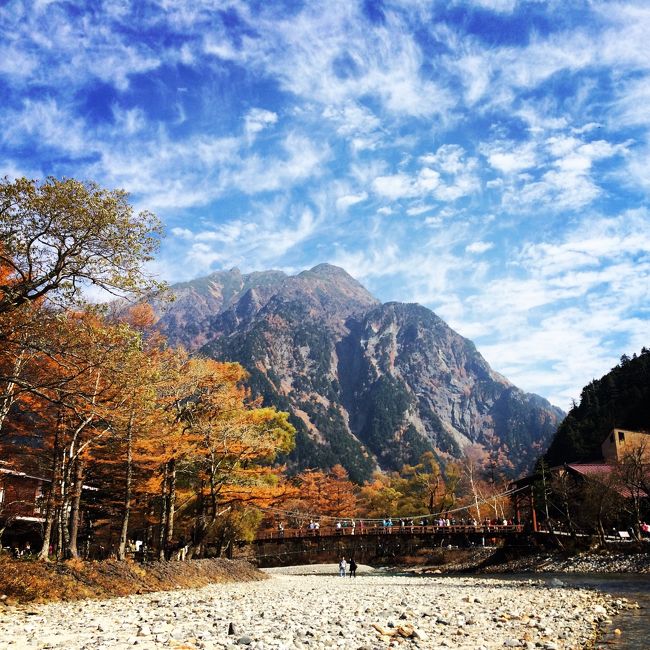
[0,556,265,604]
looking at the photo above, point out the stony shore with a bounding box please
[0,564,635,650]
[404,547,650,576]
[490,550,650,575]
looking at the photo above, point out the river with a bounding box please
[483,573,650,649]
[559,574,649,649]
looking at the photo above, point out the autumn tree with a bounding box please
[391,451,443,516]
[435,461,461,514]
[169,360,295,558]
[320,464,358,519]
[31,313,146,559]
[293,469,330,519]
[0,177,165,440]
[357,473,401,519]
[0,177,163,316]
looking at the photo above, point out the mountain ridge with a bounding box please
[152,263,564,480]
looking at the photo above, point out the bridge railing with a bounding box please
[255,523,524,541]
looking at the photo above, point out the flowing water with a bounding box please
[496,573,650,649]
[555,574,650,649]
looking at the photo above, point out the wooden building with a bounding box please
[601,428,650,463]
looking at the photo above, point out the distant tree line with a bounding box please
[544,349,650,466]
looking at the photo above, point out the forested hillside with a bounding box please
[544,349,650,465]
[157,266,564,480]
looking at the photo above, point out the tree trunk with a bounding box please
[631,494,641,540]
[117,410,134,561]
[145,498,154,557]
[187,482,207,560]
[38,411,63,560]
[38,495,56,561]
[66,458,84,558]
[56,504,65,559]
[470,475,481,521]
[545,516,565,550]
[158,463,169,560]
[597,514,607,547]
[57,452,71,558]
[0,350,25,434]
[165,458,176,556]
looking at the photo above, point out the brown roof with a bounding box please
[0,467,98,491]
[566,463,648,499]
[0,467,49,482]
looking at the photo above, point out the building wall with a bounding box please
[0,475,44,517]
[601,429,650,462]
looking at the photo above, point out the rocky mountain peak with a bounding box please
[295,264,379,307]
[153,263,563,480]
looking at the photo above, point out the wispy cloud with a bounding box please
[1,0,649,407]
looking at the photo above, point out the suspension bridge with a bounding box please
[236,484,539,566]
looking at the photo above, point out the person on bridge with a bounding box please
[339,557,347,577]
[349,557,357,578]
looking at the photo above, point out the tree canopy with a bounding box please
[544,349,650,466]
[0,176,163,315]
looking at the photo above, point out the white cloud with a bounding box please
[485,142,538,174]
[372,145,479,202]
[372,173,416,200]
[336,192,368,211]
[456,210,650,407]
[1,98,89,155]
[226,133,327,195]
[322,102,381,137]
[406,204,435,216]
[465,241,494,254]
[490,133,632,212]
[171,227,194,240]
[229,2,455,118]
[112,106,146,135]
[244,108,278,142]
[178,206,320,275]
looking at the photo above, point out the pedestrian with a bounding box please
[339,557,347,577]
[349,557,357,578]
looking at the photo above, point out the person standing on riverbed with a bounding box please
[339,557,347,577]
[349,557,357,578]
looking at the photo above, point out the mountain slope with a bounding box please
[154,264,563,481]
[544,349,650,466]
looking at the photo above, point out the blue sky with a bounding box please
[1,0,649,410]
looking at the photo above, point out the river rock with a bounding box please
[0,567,626,650]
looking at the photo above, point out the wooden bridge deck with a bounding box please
[253,523,524,543]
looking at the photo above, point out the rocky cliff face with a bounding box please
[154,264,563,481]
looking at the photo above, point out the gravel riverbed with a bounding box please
[0,564,634,650]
